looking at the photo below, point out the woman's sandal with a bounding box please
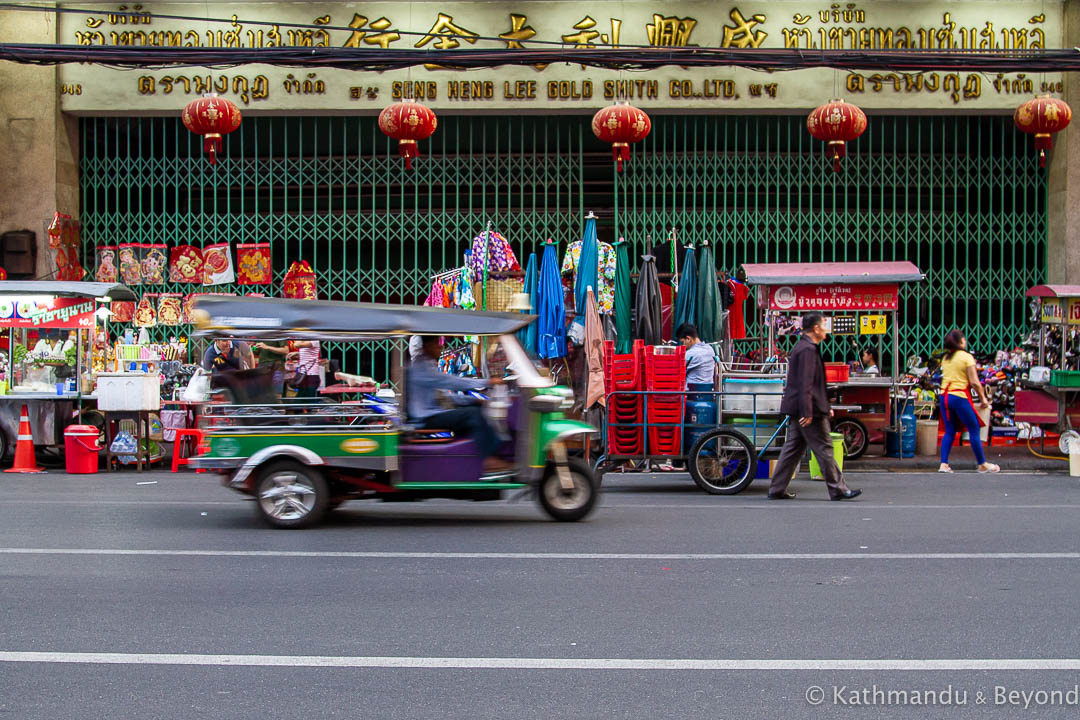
[938,464,953,473]
[977,463,1001,473]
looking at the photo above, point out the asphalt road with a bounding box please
[1,468,1079,719]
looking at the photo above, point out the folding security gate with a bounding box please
[80,113,1045,375]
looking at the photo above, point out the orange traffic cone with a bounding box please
[5,404,44,473]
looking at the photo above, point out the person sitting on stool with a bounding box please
[407,336,511,473]
[768,313,862,501]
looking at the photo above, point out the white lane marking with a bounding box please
[0,651,1077,671]
[0,548,1078,560]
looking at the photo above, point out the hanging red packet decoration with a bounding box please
[157,293,183,326]
[169,245,203,283]
[133,294,157,327]
[119,243,142,285]
[111,301,135,323]
[282,260,318,300]
[141,243,167,285]
[236,243,272,285]
[47,212,84,282]
[202,243,235,285]
[95,246,118,283]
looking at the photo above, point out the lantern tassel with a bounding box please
[1035,134,1052,169]
[399,139,419,170]
[613,143,630,173]
[203,134,222,166]
[828,141,847,173]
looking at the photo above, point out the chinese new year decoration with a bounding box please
[591,102,652,172]
[806,99,867,173]
[47,212,84,282]
[378,99,438,170]
[182,94,242,165]
[1014,95,1073,168]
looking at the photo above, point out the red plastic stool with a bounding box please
[171,428,205,473]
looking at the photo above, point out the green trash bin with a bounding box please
[809,432,845,480]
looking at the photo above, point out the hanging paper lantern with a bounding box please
[182,94,241,165]
[591,102,652,172]
[1014,95,1072,168]
[378,99,438,170]
[806,98,867,173]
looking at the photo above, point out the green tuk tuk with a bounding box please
[189,296,600,528]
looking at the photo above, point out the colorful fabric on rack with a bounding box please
[458,268,476,310]
[468,231,520,282]
[561,240,616,314]
[423,281,445,307]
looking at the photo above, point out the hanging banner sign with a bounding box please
[1040,298,1063,324]
[0,297,97,329]
[1068,298,1080,325]
[769,283,899,311]
[859,314,888,335]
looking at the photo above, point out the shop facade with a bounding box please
[1,0,1077,377]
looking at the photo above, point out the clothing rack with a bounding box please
[431,266,466,283]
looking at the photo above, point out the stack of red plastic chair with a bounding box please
[644,345,687,456]
[603,340,645,455]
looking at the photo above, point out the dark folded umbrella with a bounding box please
[672,245,697,335]
[697,241,721,343]
[613,239,633,354]
[634,252,662,346]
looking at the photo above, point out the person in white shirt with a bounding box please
[858,348,880,376]
[676,323,717,390]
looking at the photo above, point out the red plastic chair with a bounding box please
[171,428,206,473]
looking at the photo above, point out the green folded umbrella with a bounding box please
[613,239,633,354]
[696,241,721,344]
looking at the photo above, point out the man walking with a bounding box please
[768,313,861,501]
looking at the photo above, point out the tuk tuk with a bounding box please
[189,296,600,528]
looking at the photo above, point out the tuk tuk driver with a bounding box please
[407,336,511,473]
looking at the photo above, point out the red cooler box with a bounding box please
[64,425,102,474]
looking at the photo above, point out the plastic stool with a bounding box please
[171,428,205,473]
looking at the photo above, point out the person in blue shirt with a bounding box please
[406,336,510,472]
[676,323,717,390]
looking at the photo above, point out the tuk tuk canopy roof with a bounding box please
[0,281,136,301]
[740,262,924,286]
[1026,285,1080,299]
[192,296,535,340]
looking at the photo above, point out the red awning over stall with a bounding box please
[740,262,924,286]
[1026,285,1080,298]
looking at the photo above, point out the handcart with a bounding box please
[593,345,789,495]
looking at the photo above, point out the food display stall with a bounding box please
[0,281,135,456]
[1015,285,1080,450]
[740,262,925,459]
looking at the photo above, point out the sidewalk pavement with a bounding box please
[851,443,1071,473]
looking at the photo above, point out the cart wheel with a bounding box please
[0,431,7,461]
[833,417,869,461]
[688,429,757,495]
[539,458,599,522]
[254,461,329,529]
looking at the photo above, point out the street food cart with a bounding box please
[739,262,925,459]
[1015,285,1080,448]
[0,281,135,456]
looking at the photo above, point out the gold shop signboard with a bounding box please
[57,1,1063,114]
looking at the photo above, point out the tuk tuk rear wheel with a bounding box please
[254,461,329,529]
[539,458,598,522]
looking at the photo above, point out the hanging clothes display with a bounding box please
[562,238,617,315]
[728,277,751,340]
[468,230,520,282]
[613,239,633,354]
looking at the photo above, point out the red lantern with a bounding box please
[592,102,652,172]
[378,99,438,170]
[1014,95,1072,168]
[182,94,241,166]
[806,98,867,173]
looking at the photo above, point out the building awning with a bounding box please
[1025,285,1080,298]
[740,262,924,286]
[0,281,136,301]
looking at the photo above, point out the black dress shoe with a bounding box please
[768,491,797,500]
[831,489,862,501]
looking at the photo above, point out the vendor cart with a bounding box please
[740,262,925,459]
[0,280,135,457]
[1015,285,1080,449]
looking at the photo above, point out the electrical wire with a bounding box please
[1,43,1078,73]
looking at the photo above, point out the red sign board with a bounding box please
[0,297,97,329]
[768,283,899,312]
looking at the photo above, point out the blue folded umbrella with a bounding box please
[517,252,539,355]
[537,243,567,359]
[572,215,599,328]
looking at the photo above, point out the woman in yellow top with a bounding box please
[938,329,1000,473]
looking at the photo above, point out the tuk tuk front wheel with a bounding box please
[254,461,329,529]
[539,458,598,522]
